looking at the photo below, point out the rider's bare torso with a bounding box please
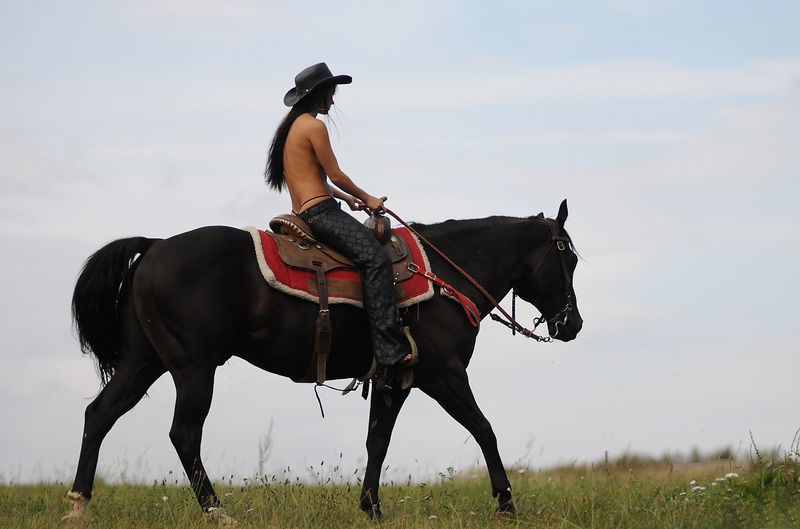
[284,114,333,214]
[283,103,383,215]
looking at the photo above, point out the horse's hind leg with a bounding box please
[359,386,411,519]
[65,358,165,520]
[168,365,232,521]
[420,370,516,514]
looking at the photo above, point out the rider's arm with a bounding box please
[328,184,360,210]
[329,185,354,201]
[308,120,384,211]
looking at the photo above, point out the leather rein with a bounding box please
[382,207,574,342]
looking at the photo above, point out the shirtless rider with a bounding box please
[265,62,416,390]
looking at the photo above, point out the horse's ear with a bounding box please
[536,212,544,219]
[556,199,568,226]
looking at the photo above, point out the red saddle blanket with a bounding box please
[245,226,435,308]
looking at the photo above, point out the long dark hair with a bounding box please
[265,82,337,191]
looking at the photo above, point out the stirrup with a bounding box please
[396,326,419,368]
[372,327,418,391]
[397,327,417,389]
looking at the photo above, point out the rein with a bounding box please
[382,207,572,342]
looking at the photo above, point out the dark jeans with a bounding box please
[298,199,408,366]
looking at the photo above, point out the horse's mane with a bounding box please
[412,214,580,257]
[411,216,525,238]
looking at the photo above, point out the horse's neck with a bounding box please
[420,217,547,310]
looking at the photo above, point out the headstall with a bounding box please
[384,209,573,342]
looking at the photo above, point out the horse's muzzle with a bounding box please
[550,311,583,342]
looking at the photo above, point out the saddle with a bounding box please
[268,213,411,385]
[268,214,412,283]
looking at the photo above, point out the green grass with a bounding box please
[2,456,799,528]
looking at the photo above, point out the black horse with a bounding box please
[63,200,582,523]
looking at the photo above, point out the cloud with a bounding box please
[353,59,800,109]
[600,102,799,186]
[527,23,582,41]
[2,1,799,483]
[353,131,686,149]
[606,0,685,17]
[111,0,286,20]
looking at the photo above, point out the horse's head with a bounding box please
[512,199,583,342]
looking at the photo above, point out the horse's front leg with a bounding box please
[359,385,411,519]
[419,370,515,515]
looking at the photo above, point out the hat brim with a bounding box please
[283,74,352,107]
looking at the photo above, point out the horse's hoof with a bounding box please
[494,500,517,520]
[61,491,88,523]
[203,507,238,525]
[360,500,383,520]
[61,510,84,524]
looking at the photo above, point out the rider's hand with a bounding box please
[343,195,362,211]
[364,195,386,213]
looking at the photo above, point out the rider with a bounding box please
[265,62,415,389]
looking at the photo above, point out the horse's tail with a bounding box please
[72,236,156,386]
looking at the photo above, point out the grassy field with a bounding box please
[2,454,798,528]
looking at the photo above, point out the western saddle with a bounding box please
[268,213,412,385]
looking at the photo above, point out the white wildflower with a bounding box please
[428,515,438,520]
[692,486,706,494]
[689,479,698,486]
[224,492,233,497]
[161,496,168,502]
[517,469,526,474]
[724,472,739,480]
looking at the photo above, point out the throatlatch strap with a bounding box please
[312,260,331,385]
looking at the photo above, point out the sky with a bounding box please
[1,0,798,487]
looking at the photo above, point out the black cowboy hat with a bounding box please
[283,62,352,107]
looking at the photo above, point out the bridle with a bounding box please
[383,208,574,343]
[492,218,574,342]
